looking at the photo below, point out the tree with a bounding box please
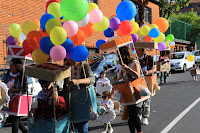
[159,0,190,19]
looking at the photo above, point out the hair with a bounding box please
[39,80,51,88]
[100,71,105,75]
[102,91,111,96]
[10,58,23,73]
[193,64,196,68]
[118,45,137,65]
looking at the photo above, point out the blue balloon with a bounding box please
[104,28,114,38]
[71,46,89,62]
[149,28,160,38]
[39,36,54,54]
[132,50,135,55]
[116,1,136,21]
[61,38,74,54]
[96,39,106,49]
[40,14,55,30]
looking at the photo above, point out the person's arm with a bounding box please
[147,56,156,75]
[55,96,66,112]
[121,63,140,79]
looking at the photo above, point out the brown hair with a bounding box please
[102,91,111,96]
[118,45,137,65]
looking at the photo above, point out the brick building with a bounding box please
[0,0,160,67]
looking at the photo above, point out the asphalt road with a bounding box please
[1,71,200,133]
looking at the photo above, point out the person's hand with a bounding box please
[121,63,130,70]
[144,70,148,75]
[70,79,79,86]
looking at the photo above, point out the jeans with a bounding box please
[128,105,141,133]
[74,121,88,133]
[160,72,167,83]
[11,116,27,133]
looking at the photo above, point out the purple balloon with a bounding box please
[61,22,65,25]
[45,10,48,14]
[131,33,139,42]
[109,17,120,31]
[66,52,72,59]
[158,42,167,51]
[6,36,18,45]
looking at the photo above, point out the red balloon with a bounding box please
[27,31,43,49]
[46,0,60,10]
[119,20,133,35]
[69,30,86,45]
[145,36,152,42]
[22,40,35,54]
[39,30,49,37]
[117,29,125,36]
[79,22,95,37]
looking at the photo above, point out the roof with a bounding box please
[190,0,200,3]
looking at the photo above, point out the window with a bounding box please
[87,0,98,4]
[144,7,152,23]
[135,4,140,22]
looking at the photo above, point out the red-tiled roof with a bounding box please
[190,0,200,3]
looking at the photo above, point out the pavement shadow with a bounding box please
[89,122,128,131]
[160,80,194,86]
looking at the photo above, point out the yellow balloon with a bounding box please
[50,27,67,45]
[22,21,38,36]
[136,29,142,37]
[47,2,62,19]
[130,22,139,34]
[45,19,62,34]
[17,37,22,46]
[154,32,165,43]
[140,25,150,36]
[32,49,49,64]
[94,16,110,31]
[149,24,158,29]
[130,18,135,23]
[9,23,22,38]
[187,55,194,62]
[88,3,99,13]
[60,18,67,22]
[166,39,171,45]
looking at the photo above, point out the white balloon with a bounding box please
[19,32,26,44]
[170,41,175,46]
[76,14,90,27]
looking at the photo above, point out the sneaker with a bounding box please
[108,128,113,133]
[102,131,106,133]
[142,118,148,125]
[138,114,142,120]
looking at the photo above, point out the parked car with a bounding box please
[192,50,200,64]
[170,51,195,72]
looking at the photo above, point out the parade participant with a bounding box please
[63,59,95,133]
[3,58,27,133]
[117,46,143,133]
[190,64,198,81]
[159,51,169,84]
[136,48,156,125]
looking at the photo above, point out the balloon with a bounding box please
[66,52,72,59]
[104,28,114,38]
[47,2,62,19]
[22,21,39,36]
[63,20,79,37]
[69,30,86,45]
[131,33,139,42]
[79,22,95,37]
[94,16,110,31]
[167,34,174,41]
[140,25,150,37]
[6,36,18,45]
[153,17,169,33]
[132,50,135,55]
[17,37,22,46]
[19,32,26,44]
[109,17,120,31]
[39,36,55,54]
[149,24,158,29]
[187,55,194,62]
[61,38,74,53]
[60,0,89,22]
[166,40,171,46]
[32,49,49,64]
[50,45,66,61]
[154,32,165,43]
[77,14,90,27]
[50,27,67,45]
[117,29,125,36]
[136,29,142,37]
[45,19,62,34]
[22,40,34,54]
[139,24,147,28]
[119,20,133,35]
[145,36,152,42]
[116,1,136,21]
[60,18,67,22]
[130,22,139,34]
[40,14,55,30]
[170,41,175,46]
[71,45,89,62]
[39,30,49,37]
[149,28,160,38]
[96,39,106,49]
[9,23,22,38]
[46,0,60,10]
[27,31,43,49]
[158,42,166,51]
[32,20,40,30]
[88,3,99,13]
[170,45,175,49]
[89,9,103,23]
[130,18,135,23]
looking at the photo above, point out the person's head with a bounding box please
[118,45,137,65]
[193,64,196,68]
[102,91,111,100]
[10,58,23,74]
[100,71,106,79]
[39,80,52,90]
[66,59,80,66]
[135,48,145,58]
[160,51,165,57]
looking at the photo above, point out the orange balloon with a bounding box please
[32,20,40,30]
[69,30,86,45]
[39,29,49,37]
[27,31,43,49]
[153,17,169,33]
[79,22,95,37]
[145,36,152,42]
[117,29,125,36]
[170,45,175,49]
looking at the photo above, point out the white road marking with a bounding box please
[160,97,200,133]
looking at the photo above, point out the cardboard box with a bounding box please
[134,42,158,49]
[144,75,158,96]
[157,61,171,72]
[25,63,71,82]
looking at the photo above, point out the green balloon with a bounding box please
[60,0,88,22]
[9,23,22,38]
[50,27,67,45]
[167,34,174,41]
[94,16,110,31]
[47,2,62,20]
[45,19,62,34]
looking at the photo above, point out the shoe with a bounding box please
[142,118,148,125]
[108,128,113,133]
[102,131,106,133]
[138,114,142,120]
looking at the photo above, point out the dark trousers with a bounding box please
[128,105,142,133]
[11,116,27,133]
[160,72,167,83]
[74,121,88,133]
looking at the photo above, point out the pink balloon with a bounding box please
[50,45,66,61]
[63,20,79,37]
[105,38,109,42]
[89,9,103,23]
